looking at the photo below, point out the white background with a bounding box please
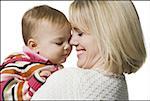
[1,1,150,100]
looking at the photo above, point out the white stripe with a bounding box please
[30,88,35,93]
[34,71,45,83]
[22,81,29,94]
[5,61,30,67]
[24,92,31,100]
[34,65,56,83]
[22,81,31,100]
[14,83,19,100]
[3,81,15,101]
[1,74,24,82]
[1,66,22,73]
[22,63,42,72]
[21,82,27,100]
[1,63,44,78]
[2,62,42,73]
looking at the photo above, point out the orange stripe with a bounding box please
[17,82,24,100]
[1,64,46,78]
[21,64,46,77]
[1,69,18,74]
[6,54,24,59]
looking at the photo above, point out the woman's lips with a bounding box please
[77,49,85,57]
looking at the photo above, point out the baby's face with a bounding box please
[34,21,72,64]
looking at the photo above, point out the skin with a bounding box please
[28,20,72,79]
[28,20,72,64]
[70,28,102,69]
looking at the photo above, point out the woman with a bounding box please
[32,0,146,100]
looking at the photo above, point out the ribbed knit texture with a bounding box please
[0,46,61,101]
[28,76,43,91]
[32,68,128,100]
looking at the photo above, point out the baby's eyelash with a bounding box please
[56,42,63,45]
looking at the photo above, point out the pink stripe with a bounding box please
[23,46,49,63]
[0,81,8,100]
[2,58,30,66]
[28,90,33,97]
[28,76,42,91]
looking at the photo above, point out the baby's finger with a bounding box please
[40,70,51,80]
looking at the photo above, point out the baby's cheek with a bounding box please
[68,47,72,55]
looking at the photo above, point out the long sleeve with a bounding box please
[0,47,63,100]
[0,63,59,101]
[0,76,43,100]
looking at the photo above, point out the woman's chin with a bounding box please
[77,60,92,69]
[77,60,84,68]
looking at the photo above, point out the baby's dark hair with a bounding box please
[22,5,71,45]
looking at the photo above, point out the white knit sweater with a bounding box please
[32,68,128,100]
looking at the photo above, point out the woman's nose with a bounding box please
[69,34,79,46]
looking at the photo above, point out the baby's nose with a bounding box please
[64,43,71,50]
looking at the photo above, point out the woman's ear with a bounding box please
[27,38,38,52]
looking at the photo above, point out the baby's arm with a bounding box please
[27,65,60,99]
[0,64,62,100]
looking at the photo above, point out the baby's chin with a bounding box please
[52,56,69,65]
[60,58,67,64]
[52,59,66,65]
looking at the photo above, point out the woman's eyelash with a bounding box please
[78,32,83,36]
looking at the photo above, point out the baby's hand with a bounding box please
[39,70,51,80]
[39,65,62,80]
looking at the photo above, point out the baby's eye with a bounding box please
[78,32,83,37]
[56,42,63,45]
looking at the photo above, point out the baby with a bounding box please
[0,5,72,100]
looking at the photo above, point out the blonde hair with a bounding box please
[22,5,71,45]
[69,0,146,74]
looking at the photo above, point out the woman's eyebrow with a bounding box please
[72,27,82,33]
[73,27,78,30]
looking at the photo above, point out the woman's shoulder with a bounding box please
[50,67,99,80]
[78,68,128,100]
[50,67,126,82]
[44,67,85,89]
[32,67,88,99]
[32,68,82,100]
[50,67,83,78]
[44,67,102,92]
[32,67,128,100]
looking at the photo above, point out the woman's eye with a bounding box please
[78,32,83,37]
[56,42,63,45]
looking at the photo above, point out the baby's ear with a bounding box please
[27,38,38,52]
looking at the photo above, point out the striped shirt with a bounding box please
[0,46,62,100]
